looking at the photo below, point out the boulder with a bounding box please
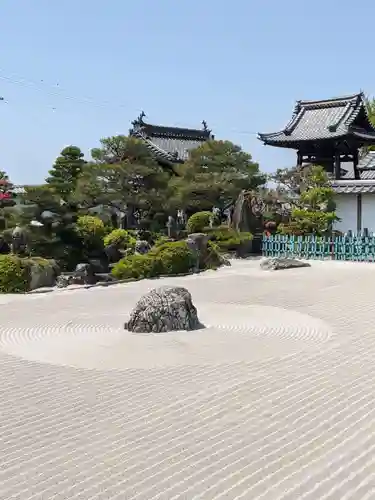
[104,243,123,264]
[125,286,202,333]
[29,259,59,290]
[56,275,70,288]
[260,257,311,271]
[71,263,97,285]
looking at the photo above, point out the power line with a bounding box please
[0,70,260,137]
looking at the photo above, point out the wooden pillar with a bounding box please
[297,151,303,168]
[357,193,362,233]
[353,150,360,180]
[334,152,341,180]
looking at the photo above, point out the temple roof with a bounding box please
[258,93,375,148]
[129,112,213,164]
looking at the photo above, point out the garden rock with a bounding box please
[56,275,70,288]
[104,243,122,264]
[135,240,150,255]
[186,233,209,270]
[29,259,59,291]
[125,286,202,333]
[71,263,97,285]
[260,257,310,271]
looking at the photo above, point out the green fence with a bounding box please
[262,233,375,262]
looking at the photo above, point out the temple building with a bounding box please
[258,93,375,233]
[129,112,214,168]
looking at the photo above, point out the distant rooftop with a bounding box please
[129,112,214,164]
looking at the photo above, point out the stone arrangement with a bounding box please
[125,286,202,333]
[260,256,311,271]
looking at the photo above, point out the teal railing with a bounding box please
[262,233,375,262]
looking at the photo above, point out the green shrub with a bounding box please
[104,229,136,249]
[148,241,195,275]
[203,241,224,270]
[111,254,162,280]
[0,255,29,293]
[75,216,105,244]
[186,211,212,233]
[154,235,173,247]
[112,241,195,280]
[205,227,253,252]
[0,255,59,293]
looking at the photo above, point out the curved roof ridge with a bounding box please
[298,93,361,107]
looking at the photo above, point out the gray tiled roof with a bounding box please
[258,93,375,147]
[130,116,213,164]
[332,181,375,194]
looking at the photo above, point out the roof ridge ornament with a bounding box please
[131,111,146,128]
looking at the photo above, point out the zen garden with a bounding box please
[3,92,375,295]
[5,93,375,498]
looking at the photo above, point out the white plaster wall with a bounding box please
[334,194,357,233]
[361,194,375,233]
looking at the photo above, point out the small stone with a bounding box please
[56,275,71,288]
[135,240,150,255]
[260,257,311,271]
[125,286,202,333]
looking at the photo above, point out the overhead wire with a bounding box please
[0,70,261,137]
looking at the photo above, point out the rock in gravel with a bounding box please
[125,286,202,333]
[260,257,311,271]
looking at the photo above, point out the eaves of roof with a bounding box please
[258,93,375,147]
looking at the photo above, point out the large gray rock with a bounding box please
[125,286,202,333]
[260,257,311,271]
[29,259,59,290]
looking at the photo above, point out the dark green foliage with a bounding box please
[87,136,171,220]
[186,211,212,233]
[1,134,265,288]
[168,140,266,213]
[46,146,86,199]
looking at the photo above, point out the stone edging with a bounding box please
[26,269,212,294]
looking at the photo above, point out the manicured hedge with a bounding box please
[103,229,136,249]
[205,227,253,252]
[186,211,212,234]
[112,241,195,280]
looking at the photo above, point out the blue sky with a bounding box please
[0,0,374,184]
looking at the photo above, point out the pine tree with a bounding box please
[46,146,86,199]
